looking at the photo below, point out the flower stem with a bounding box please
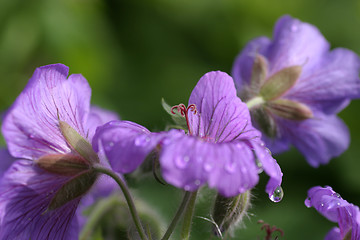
[246,96,265,109]
[93,165,148,240]
[181,191,198,240]
[161,191,193,240]
[80,194,124,240]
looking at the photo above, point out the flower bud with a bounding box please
[212,191,251,235]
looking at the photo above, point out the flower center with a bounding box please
[171,103,197,135]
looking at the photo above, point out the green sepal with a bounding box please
[266,98,313,120]
[251,107,278,138]
[47,170,98,211]
[59,121,99,164]
[212,191,251,235]
[250,54,268,92]
[260,65,302,100]
[35,153,90,176]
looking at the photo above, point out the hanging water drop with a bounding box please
[270,186,284,202]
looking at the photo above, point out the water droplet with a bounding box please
[260,142,265,147]
[109,142,114,147]
[135,135,151,146]
[332,192,341,198]
[184,185,191,191]
[337,202,341,206]
[321,203,324,207]
[225,161,237,173]
[255,158,263,174]
[291,24,298,32]
[194,179,201,186]
[240,167,248,174]
[270,186,284,202]
[175,155,190,169]
[239,187,245,193]
[203,162,213,172]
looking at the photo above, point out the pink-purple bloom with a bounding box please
[0,64,119,239]
[305,186,360,240]
[94,71,283,199]
[232,15,360,167]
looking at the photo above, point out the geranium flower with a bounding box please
[93,71,283,199]
[305,186,360,239]
[232,15,360,167]
[0,64,119,239]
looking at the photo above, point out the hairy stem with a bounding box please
[93,165,148,240]
[181,191,198,240]
[161,191,193,240]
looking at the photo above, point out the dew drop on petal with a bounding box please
[270,186,284,202]
[175,155,190,169]
[225,161,237,173]
[203,162,213,172]
[135,135,151,147]
[291,24,298,32]
[255,158,263,174]
[194,179,201,186]
[331,192,341,199]
[184,185,191,191]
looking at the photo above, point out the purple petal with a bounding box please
[267,15,329,74]
[305,186,349,222]
[160,133,263,197]
[286,48,360,113]
[93,120,167,173]
[250,141,283,198]
[232,37,271,89]
[282,113,349,167]
[324,227,341,240]
[2,64,92,160]
[305,186,360,239]
[188,71,259,143]
[0,160,80,240]
[0,148,14,177]
[86,105,120,140]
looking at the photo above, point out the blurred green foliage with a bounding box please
[1,0,360,239]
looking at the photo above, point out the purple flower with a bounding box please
[0,64,119,239]
[232,15,360,167]
[94,71,283,199]
[305,186,360,239]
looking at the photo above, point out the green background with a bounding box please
[1,0,360,239]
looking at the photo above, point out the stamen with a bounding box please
[171,103,197,135]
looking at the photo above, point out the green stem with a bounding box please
[80,194,124,240]
[161,191,193,240]
[181,191,198,240]
[246,96,265,109]
[93,165,148,240]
